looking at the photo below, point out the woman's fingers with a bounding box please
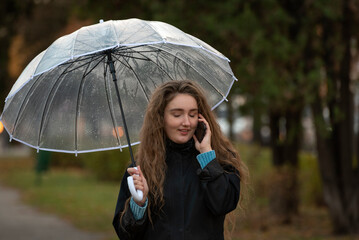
[127,167,139,175]
[198,114,211,136]
[132,175,142,185]
[195,114,212,153]
[137,166,144,178]
[198,113,209,126]
[127,165,149,206]
[127,166,148,195]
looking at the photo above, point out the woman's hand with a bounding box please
[127,166,149,206]
[193,113,212,153]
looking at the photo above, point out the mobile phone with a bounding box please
[195,121,207,143]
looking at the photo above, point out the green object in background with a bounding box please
[35,150,51,174]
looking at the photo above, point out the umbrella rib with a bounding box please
[83,54,124,147]
[115,46,159,53]
[147,44,228,99]
[74,38,102,54]
[128,48,175,81]
[63,54,99,65]
[103,59,122,147]
[61,55,103,74]
[113,52,150,61]
[10,74,46,137]
[118,21,149,44]
[113,45,166,56]
[112,54,150,102]
[114,48,171,75]
[75,56,94,152]
[120,49,161,54]
[82,55,106,78]
[115,47,175,89]
[37,63,75,148]
[70,29,79,58]
[37,56,105,149]
[110,20,121,46]
[142,20,166,42]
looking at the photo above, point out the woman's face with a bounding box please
[164,94,199,144]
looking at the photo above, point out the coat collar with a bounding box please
[165,138,195,152]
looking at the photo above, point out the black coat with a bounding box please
[112,139,240,240]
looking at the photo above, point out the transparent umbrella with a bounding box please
[1,18,237,158]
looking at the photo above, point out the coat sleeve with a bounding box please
[197,159,241,216]
[112,169,148,240]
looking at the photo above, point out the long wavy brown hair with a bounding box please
[136,80,249,217]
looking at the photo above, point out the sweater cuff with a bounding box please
[130,197,148,221]
[197,150,216,169]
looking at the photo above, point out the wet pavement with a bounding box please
[0,185,105,240]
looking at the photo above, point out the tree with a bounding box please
[0,0,34,111]
[235,0,359,232]
[0,0,36,145]
[309,0,359,234]
[240,0,359,233]
[233,0,308,223]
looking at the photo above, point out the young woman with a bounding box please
[113,80,248,240]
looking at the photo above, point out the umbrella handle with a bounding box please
[127,167,143,202]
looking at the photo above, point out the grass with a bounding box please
[0,156,120,239]
[232,144,358,240]
[0,145,358,240]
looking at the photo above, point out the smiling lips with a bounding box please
[179,129,191,135]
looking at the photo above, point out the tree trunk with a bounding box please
[312,0,359,233]
[252,107,262,145]
[312,94,359,234]
[226,94,235,141]
[268,109,301,223]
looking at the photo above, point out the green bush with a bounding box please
[236,143,323,208]
[37,147,135,182]
[79,147,135,182]
[46,151,84,168]
[299,152,324,206]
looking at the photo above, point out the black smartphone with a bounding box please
[195,121,207,143]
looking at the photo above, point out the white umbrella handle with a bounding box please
[127,167,143,202]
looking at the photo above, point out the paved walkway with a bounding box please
[0,185,105,240]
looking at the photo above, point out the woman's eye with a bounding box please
[189,112,198,118]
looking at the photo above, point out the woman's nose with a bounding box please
[182,115,190,126]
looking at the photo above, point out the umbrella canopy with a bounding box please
[0,18,237,155]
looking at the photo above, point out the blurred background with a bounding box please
[0,0,358,240]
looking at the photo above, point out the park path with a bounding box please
[0,184,106,240]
